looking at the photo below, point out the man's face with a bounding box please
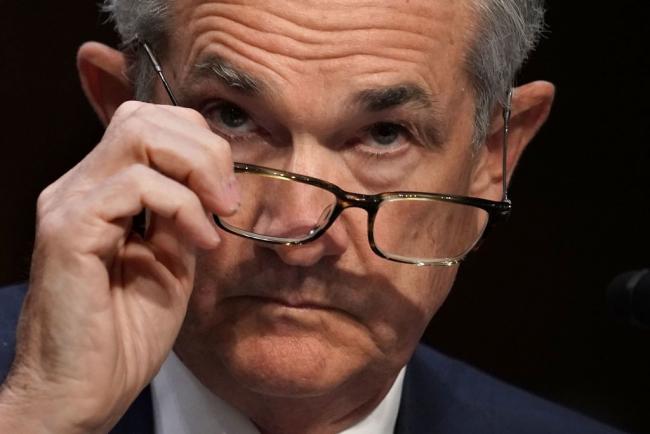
[166,0,483,398]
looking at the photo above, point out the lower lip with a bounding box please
[265,299,324,311]
[230,297,349,329]
[238,296,327,311]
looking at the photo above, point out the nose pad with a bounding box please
[310,204,335,236]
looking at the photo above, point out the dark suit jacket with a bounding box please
[0,283,624,433]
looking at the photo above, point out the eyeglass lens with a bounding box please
[219,172,337,243]
[372,198,489,263]
[218,171,489,263]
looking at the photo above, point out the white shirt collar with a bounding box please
[151,351,405,434]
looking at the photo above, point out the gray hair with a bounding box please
[102,0,545,146]
[102,0,172,101]
[466,0,545,146]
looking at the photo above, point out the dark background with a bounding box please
[1,2,648,433]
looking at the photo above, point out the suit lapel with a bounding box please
[394,363,422,434]
[394,345,455,434]
[394,346,427,434]
[111,386,155,434]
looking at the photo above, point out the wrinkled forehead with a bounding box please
[165,0,476,79]
[170,0,474,31]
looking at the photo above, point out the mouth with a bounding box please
[216,288,367,331]
[239,295,334,312]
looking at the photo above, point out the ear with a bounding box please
[469,81,555,201]
[77,42,134,127]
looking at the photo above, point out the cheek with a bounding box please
[368,265,457,354]
[185,236,255,327]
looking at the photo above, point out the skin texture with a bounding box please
[0,1,554,433]
[170,2,479,431]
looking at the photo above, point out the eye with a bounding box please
[360,122,410,154]
[368,122,402,146]
[204,101,258,136]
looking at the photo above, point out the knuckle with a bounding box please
[36,209,69,241]
[102,105,152,158]
[176,191,202,221]
[112,102,160,141]
[184,187,202,209]
[112,117,152,161]
[211,134,232,157]
[113,100,146,121]
[202,136,233,175]
[117,164,150,191]
[180,107,210,127]
[120,113,147,138]
[36,180,69,219]
[126,163,150,179]
[196,152,219,175]
[36,185,55,213]
[188,161,220,196]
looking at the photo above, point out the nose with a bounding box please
[253,183,350,267]
[268,225,349,267]
[256,149,357,265]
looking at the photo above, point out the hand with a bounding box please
[0,101,238,433]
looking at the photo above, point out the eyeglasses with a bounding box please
[140,41,513,266]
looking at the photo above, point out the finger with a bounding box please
[92,102,240,217]
[89,164,221,252]
[146,214,198,293]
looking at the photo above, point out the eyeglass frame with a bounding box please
[138,39,513,266]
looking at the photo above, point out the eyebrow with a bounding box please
[192,55,264,94]
[354,84,435,112]
[181,62,445,146]
[353,84,446,146]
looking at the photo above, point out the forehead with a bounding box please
[167,0,475,91]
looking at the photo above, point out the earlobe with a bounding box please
[471,81,555,200]
[77,42,134,126]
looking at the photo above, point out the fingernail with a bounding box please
[221,176,241,213]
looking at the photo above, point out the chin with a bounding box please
[213,304,378,398]
[219,334,356,397]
